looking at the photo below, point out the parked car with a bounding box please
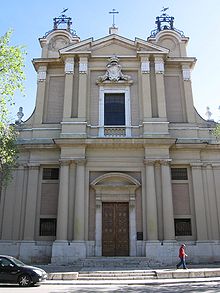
[0,255,47,286]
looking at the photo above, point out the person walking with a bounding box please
[176,244,187,269]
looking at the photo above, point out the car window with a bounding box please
[10,257,25,266]
[0,258,11,267]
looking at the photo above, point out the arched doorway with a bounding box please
[91,173,140,256]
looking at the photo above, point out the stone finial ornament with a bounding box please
[15,107,24,124]
[205,106,212,121]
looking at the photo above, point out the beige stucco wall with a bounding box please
[0,26,220,265]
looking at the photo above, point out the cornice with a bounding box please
[166,57,196,67]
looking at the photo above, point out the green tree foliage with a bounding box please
[0,30,26,187]
[213,124,220,140]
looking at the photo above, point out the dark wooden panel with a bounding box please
[115,203,129,256]
[102,202,129,256]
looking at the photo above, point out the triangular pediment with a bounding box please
[59,34,169,56]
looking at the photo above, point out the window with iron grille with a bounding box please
[104,93,125,125]
[174,218,192,236]
[42,168,59,180]
[171,168,188,180]
[40,218,56,236]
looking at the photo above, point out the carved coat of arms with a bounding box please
[98,55,130,82]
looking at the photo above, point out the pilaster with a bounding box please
[23,164,40,240]
[78,57,88,120]
[141,56,152,119]
[182,64,196,123]
[129,195,137,256]
[154,57,167,119]
[95,195,102,256]
[144,159,158,240]
[74,159,86,240]
[205,164,219,239]
[160,160,175,240]
[56,160,70,241]
[213,164,220,233]
[34,65,47,124]
[191,163,208,240]
[63,58,75,120]
[68,161,76,240]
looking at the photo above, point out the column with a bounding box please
[154,56,167,119]
[63,58,75,120]
[205,164,219,239]
[129,193,137,256]
[191,163,208,240]
[74,159,86,240]
[144,160,158,240]
[141,56,152,119]
[67,161,76,240]
[95,194,102,256]
[78,56,88,120]
[213,164,220,233]
[161,160,175,240]
[34,65,47,124]
[56,160,70,241]
[23,164,40,240]
[182,64,196,123]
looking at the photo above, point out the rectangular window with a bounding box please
[43,168,59,180]
[40,218,56,236]
[104,93,125,125]
[174,219,192,236]
[171,168,188,180]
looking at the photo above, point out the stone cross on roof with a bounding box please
[109,9,119,28]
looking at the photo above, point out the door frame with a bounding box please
[90,172,140,257]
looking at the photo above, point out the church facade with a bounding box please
[0,13,220,265]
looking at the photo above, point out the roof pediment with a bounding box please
[59,34,169,57]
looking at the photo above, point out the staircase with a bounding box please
[77,257,151,271]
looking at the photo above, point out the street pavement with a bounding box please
[1,281,220,292]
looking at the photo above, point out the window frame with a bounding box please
[99,85,131,137]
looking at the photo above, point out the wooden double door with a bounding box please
[102,202,129,256]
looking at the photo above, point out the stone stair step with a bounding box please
[78,276,155,280]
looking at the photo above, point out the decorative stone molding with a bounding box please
[144,159,171,166]
[143,159,155,166]
[59,159,71,166]
[75,159,87,166]
[141,60,150,74]
[97,55,131,82]
[37,66,47,82]
[154,59,164,74]
[65,58,74,74]
[160,159,172,166]
[48,36,69,52]
[182,68,191,81]
[129,198,136,209]
[190,162,203,169]
[79,58,88,74]
[96,199,102,209]
[27,163,40,170]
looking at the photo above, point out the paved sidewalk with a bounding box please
[37,265,220,286]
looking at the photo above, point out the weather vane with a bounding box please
[109,9,119,27]
[61,8,68,15]
[161,7,169,13]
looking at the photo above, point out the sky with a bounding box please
[1,0,220,122]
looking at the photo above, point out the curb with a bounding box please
[43,276,220,286]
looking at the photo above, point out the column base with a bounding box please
[145,240,178,266]
[51,240,86,264]
[19,241,52,264]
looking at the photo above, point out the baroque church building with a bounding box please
[1,12,220,266]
